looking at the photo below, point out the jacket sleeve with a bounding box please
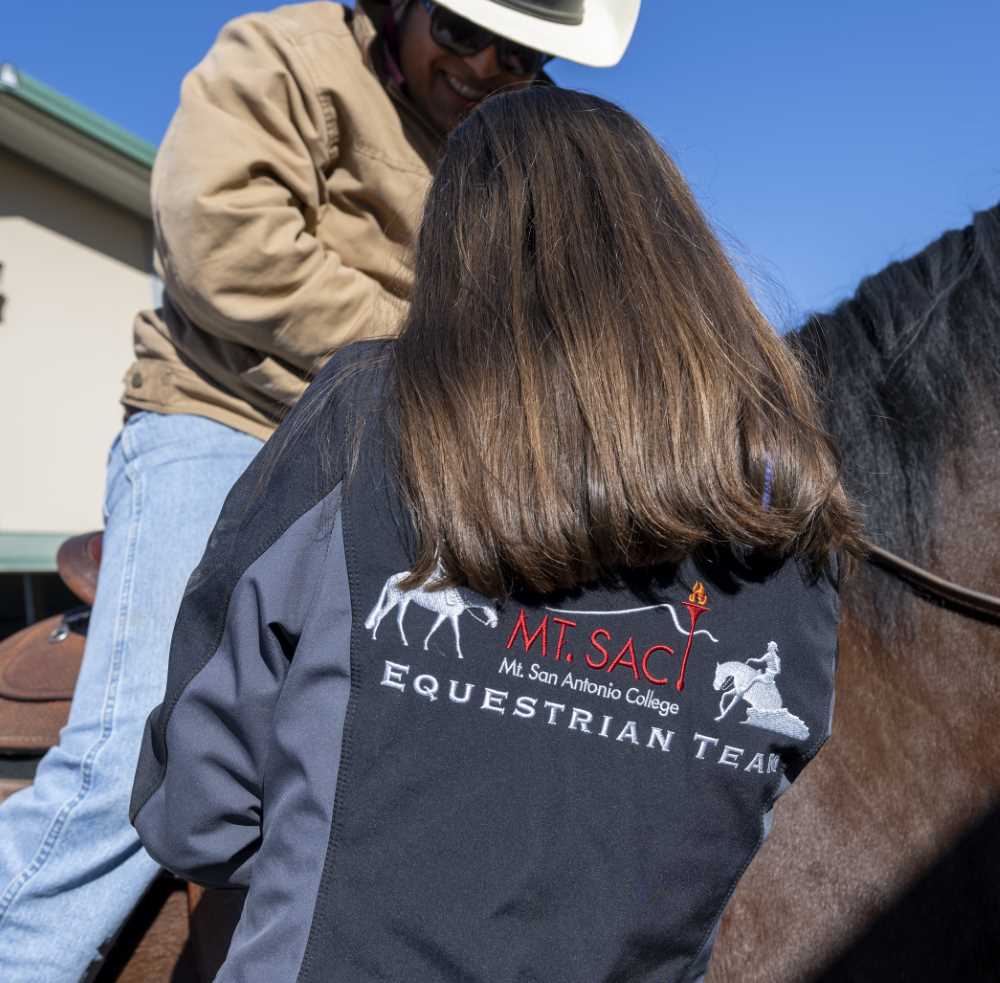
[152,11,390,371]
[129,448,342,889]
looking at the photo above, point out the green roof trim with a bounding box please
[0,63,155,169]
[0,532,75,573]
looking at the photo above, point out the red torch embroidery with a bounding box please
[676,582,710,692]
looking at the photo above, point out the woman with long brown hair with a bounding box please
[130,86,857,982]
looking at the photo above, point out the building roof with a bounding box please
[0,63,155,218]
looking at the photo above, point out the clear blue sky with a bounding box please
[5,0,999,328]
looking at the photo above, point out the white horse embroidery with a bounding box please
[364,564,498,659]
[712,642,810,740]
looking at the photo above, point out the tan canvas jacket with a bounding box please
[122,1,443,439]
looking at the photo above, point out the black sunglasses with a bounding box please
[419,0,553,76]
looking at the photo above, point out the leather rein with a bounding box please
[862,537,1000,623]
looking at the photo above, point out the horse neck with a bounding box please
[926,406,1000,589]
[835,385,1000,642]
[836,384,1000,773]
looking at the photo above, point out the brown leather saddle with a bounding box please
[0,532,101,754]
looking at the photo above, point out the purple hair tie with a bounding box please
[762,455,774,511]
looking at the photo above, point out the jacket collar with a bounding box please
[351,0,383,64]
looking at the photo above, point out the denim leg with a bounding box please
[0,412,263,983]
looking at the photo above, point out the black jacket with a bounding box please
[130,341,839,982]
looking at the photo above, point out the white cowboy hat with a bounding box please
[430,0,641,68]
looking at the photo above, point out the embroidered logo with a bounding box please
[712,641,810,740]
[365,562,499,659]
[373,575,811,777]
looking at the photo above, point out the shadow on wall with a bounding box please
[811,802,1000,982]
[0,144,152,274]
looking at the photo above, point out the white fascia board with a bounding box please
[0,97,152,219]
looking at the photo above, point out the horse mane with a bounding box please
[787,203,1000,621]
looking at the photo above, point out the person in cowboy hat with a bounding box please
[397,0,641,132]
[0,2,638,980]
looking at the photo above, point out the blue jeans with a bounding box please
[0,412,262,982]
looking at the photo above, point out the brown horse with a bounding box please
[709,204,1000,981]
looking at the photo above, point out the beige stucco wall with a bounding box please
[0,145,153,535]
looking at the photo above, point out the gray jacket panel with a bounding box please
[217,495,352,982]
[131,486,344,891]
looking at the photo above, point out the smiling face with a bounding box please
[397,2,538,133]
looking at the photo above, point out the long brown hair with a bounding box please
[393,86,858,597]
